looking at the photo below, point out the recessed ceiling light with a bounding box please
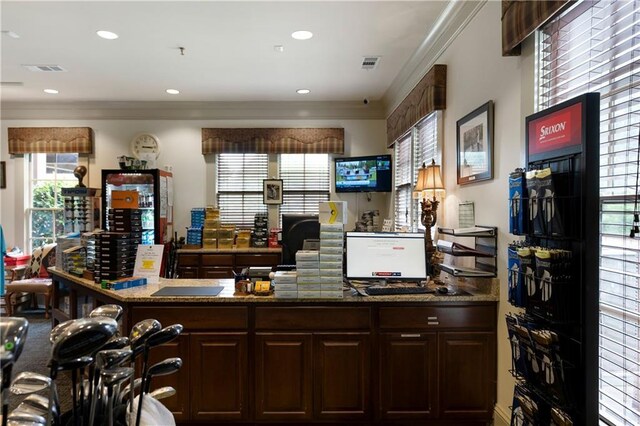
[96,30,119,40]
[296,89,310,94]
[166,89,180,95]
[274,45,284,53]
[43,89,59,94]
[291,30,313,40]
[1,30,20,39]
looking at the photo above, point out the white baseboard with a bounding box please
[494,405,510,426]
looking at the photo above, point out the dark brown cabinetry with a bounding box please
[176,250,281,279]
[379,332,437,420]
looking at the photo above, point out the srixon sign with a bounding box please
[528,102,583,158]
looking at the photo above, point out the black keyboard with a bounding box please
[365,286,433,296]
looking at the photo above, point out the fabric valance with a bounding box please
[8,127,93,154]
[502,0,574,56]
[201,128,344,154]
[386,64,446,147]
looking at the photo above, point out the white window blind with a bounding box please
[537,2,640,424]
[216,153,268,228]
[279,153,330,223]
[394,134,413,230]
[415,112,440,231]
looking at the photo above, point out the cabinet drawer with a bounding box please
[256,307,370,330]
[177,267,198,279]
[379,305,495,330]
[236,253,280,267]
[178,254,200,266]
[132,306,248,330]
[202,254,234,266]
[200,267,234,279]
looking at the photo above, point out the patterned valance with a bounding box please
[8,127,93,154]
[386,64,446,146]
[201,128,344,154]
[502,0,573,56]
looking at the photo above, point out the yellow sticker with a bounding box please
[329,201,337,223]
[142,260,155,269]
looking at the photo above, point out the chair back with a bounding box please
[26,243,56,278]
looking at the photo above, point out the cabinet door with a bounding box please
[255,333,313,421]
[200,267,234,278]
[176,267,198,279]
[438,332,496,420]
[379,332,437,420]
[190,333,248,421]
[314,333,371,420]
[139,334,190,422]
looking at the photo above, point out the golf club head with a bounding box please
[21,394,58,418]
[51,317,117,364]
[145,324,183,350]
[95,349,132,370]
[147,357,182,378]
[100,366,134,387]
[148,386,176,400]
[6,411,46,424]
[0,317,29,367]
[120,378,142,403]
[129,319,161,353]
[89,304,124,322]
[10,372,51,395]
[49,319,74,344]
[6,419,44,426]
[57,355,93,372]
[99,336,130,351]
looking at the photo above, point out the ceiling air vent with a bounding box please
[22,65,67,72]
[0,82,24,87]
[361,56,381,70]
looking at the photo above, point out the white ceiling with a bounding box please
[0,1,450,103]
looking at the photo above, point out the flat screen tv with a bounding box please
[334,154,392,193]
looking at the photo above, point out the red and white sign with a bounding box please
[528,102,582,156]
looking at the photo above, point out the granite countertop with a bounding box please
[49,268,499,304]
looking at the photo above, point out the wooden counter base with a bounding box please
[50,270,497,425]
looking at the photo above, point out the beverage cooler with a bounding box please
[101,169,174,245]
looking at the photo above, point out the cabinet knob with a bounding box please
[427,321,439,326]
[400,334,421,338]
[427,316,438,320]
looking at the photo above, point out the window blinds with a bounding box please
[216,153,268,228]
[279,153,330,224]
[538,2,640,424]
[394,134,413,230]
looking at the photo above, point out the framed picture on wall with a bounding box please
[456,100,494,185]
[263,179,283,205]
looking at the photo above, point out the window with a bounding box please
[279,153,330,223]
[537,2,640,424]
[216,153,268,228]
[28,153,79,251]
[393,111,441,231]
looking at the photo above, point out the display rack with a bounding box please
[61,187,101,234]
[437,225,497,277]
[506,93,599,426]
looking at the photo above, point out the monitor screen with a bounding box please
[335,155,392,193]
[345,232,426,280]
[281,214,320,265]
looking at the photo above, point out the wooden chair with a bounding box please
[4,244,56,318]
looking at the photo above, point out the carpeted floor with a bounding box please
[6,310,73,414]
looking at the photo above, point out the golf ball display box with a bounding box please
[506,93,600,426]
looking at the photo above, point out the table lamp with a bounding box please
[414,159,445,274]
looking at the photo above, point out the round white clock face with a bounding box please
[131,133,160,159]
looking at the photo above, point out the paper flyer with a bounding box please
[133,244,165,284]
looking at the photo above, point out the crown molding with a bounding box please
[0,100,386,121]
[382,0,487,118]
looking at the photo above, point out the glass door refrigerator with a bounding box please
[101,169,174,245]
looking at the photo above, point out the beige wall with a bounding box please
[430,2,534,423]
[0,118,390,247]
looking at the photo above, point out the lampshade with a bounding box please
[414,159,444,192]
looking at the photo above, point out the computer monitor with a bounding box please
[345,232,427,281]
[281,214,320,265]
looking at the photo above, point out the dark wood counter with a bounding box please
[49,268,497,425]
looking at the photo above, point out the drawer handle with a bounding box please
[427,316,438,320]
[400,334,421,338]
[427,321,439,326]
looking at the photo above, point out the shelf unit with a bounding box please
[437,225,497,278]
[506,93,599,426]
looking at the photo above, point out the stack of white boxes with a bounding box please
[319,223,344,298]
[273,270,298,298]
[296,250,321,298]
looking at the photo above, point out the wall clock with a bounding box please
[131,133,160,159]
